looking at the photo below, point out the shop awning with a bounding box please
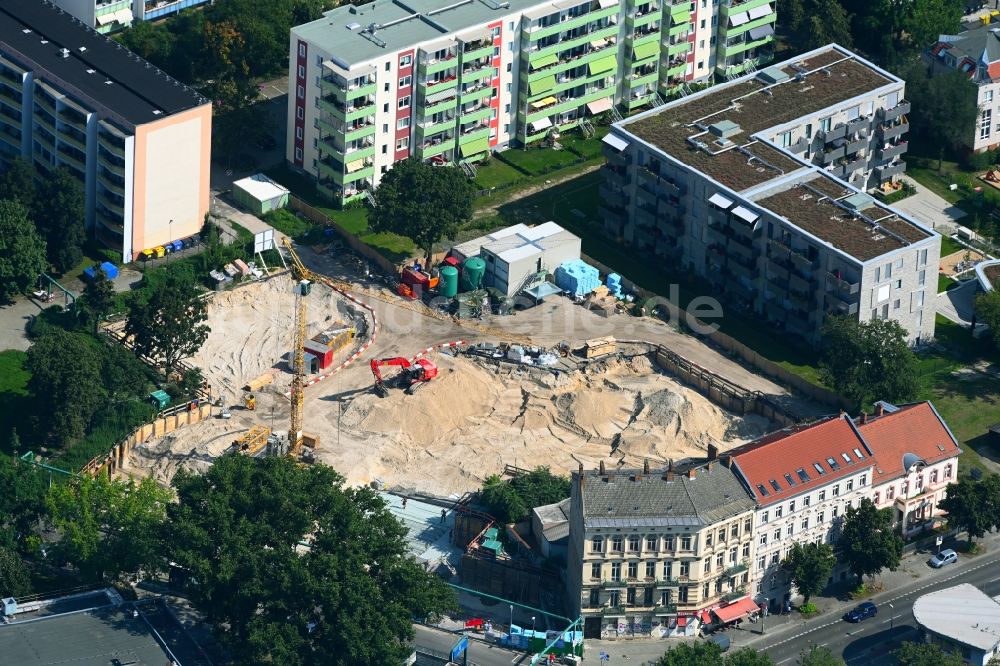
[676,616,688,627]
[633,41,659,61]
[602,133,629,152]
[460,137,490,157]
[529,96,558,110]
[729,11,749,26]
[731,205,760,224]
[532,53,558,70]
[708,192,734,209]
[587,97,613,115]
[346,159,366,172]
[589,55,617,76]
[747,3,772,19]
[713,596,759,624]
[748,23,775,41]
[531,116,553,132]
[529,75,556,95]
[699,611,713,625]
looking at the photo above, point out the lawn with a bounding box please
[473,160,526,191]
[905,163,965,206]
[498,145,582,176]
[940,235,963,257]
[559,126,609,160]
[0,350,30,453]
[938,273,955,294]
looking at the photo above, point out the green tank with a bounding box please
[439,265,459,298]
[460,256,486,292]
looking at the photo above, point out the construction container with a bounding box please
[554,259,600,296]
[460,256,486,292]
[149,390,170,409]
[439,265,459,298]
[583,336,617,358]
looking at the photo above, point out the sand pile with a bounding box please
[191,278,363,404]
[318,353,771,495]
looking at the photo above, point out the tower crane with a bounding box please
[289,278,309,458]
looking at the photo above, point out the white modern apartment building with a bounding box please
[50,0,213,32]
[600,44,938,344]
[725,414,875,608]
[928,22,1000,153]
[859,401,961,538]
[567,457,757,639]
[0,2,212,262]
[287,0,777,205]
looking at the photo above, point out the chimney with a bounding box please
[643,459,650,474]
[707,460,715,472]
[707,443,718,461]
[860,412,868,424]
[875,403,884,417]
[599,460,606,476]
[663,460,674,482]
[839,409,846,417]
[687,467,696,479]
[578,462,585,489]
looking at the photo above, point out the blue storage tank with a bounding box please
[554,259,600,295]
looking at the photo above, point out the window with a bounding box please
[663,561,672,578]
[819,490,826,501]
[786,524,794,537]
[296,107,304,120]
[918,270,926,287]
[789,500,796,512]
[846,480,854,491]
[770,553,780,566]
[718,528,726,542]
[646,536,658,551]
[398,75,412,88]
[297,65,305,78]
[744,518,752,532]
[295,127,303,140]
[698,61,704,70]
[397,117,410,130]
[801,517,809,529]
[704,557,712,572]
[296,85,304,99]
[986,89,995,103]
[874,491,880,504]
[383,103,389,113]
[381,145,387,155]
[894,299,901,310]
[920,249,928,266]
[399,55,412,67]
[902,481,909,495]
[681,536,692,550]
[661,590,672,605]
[588,589,599,606]
[761,510,769,524]
[628,536,640,552]
[832,507,838,519]
[729,547,737,564]
[931,470,938,484]
[395,137,409,151]
[609,590,620,605]
[705,532,713,546]
[833,485,840,497]
[803,495,811,507]
[759,533,767,545]
[679,561,690,577]
[665,537,674,550]
[773,529,780,541]
[818,510,825,523]
[591,562,601,579]
[757,555,766,570]
[779,131,792,148]
[294,146,302,160]
[298,43,306,57]
[612,536,624,552]
[731,524,738,538]
[775,506,783,519]
[860,474,867,486]
[398,95,411,109]
[627,561,638,579]
[847,105,860,120]
[611,562,621,581]
[646,562,656,579]
[945,464,953,479]
[982,109,992,140]
[820,117,832,132]
[887,486,895,500]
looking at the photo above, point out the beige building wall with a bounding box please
[872,458,958,538]
[131,103,211,257]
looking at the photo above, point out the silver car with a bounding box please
[929,549,958,568]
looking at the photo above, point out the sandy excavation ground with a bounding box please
[190,278,366,405]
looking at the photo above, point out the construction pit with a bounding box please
[127,275,773,493]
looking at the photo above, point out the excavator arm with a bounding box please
[370,357,413,397]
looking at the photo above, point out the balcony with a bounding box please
[722,587,748,602]
[881,99,910,122]
[846,116,869,135]
[877,161,905,181]
[653,603,678,614]
[463,39,494,60]
[788,137,809,154]
[601,579,627,588]
[826,270,860,295]
[878,121,907,141]
[825,292,859,316]
[821,146,845,164]
[844,157,866,174]
[845,137,867,155]
[601,605,627,616]
[822,123,847,143]
[656,577,686,587]
[766,257,790,282]
[423,75,459,92]
[877,140,907,162]
[723,561,749,577]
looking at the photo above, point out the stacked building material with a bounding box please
[554,260,600,296]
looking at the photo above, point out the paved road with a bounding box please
[892,177,966,235]
[747,549,1000,665]
[414,624,530,665]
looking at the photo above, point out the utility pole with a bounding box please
[889,603,895,631]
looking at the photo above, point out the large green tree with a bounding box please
[480,466,571,524]
[26,329,106,447]
[782,542,836,604]
[0,454,48,552]
[125,274,209,377]
[901,64,979,171]
[819,317,918,410]
[655,643,774,666]
[0,200,47,302]
[939,475,1000,544]
[80,266,117,334]
[165,454,456,666]
[976,289,1000,351]
[798,645,844,666]
[782,0,853,53]
[0,157,37,209]
[894,641,965,666]
[35,167,85,274]
[839,498,903,582]
[47,474,171,582]
[369,158,476,264]
[0,547,31,598]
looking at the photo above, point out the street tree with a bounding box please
[35,167,85,274]
[0,157,37,209]
[0,200,47,303]
[894,641,965,666]
[655,641,724,665]
[26,329,106,447]
[0,547,31,598]
[976,290,1000,350]
[165,454,457,665]
[125,274,209,378]
[725,649,777,666]
[939,476,1000,544]
[819,317,918,410]
[369,158,476,265]
[839,499,903,582]
[80,266,116,333]
[782,542,836,604]
[798,645,844,666]
[46,474,171,582]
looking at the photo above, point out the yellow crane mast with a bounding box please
[289,278,309,458]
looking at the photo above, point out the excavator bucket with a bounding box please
[375,383,390,399]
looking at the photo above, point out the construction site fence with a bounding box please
[288,196,403,275]
[459,552,563,611]
[582,254,851,412]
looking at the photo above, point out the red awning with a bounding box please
[712,596,758,623]
[676,616,688,627]
[699,611,713,624]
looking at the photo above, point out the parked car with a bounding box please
[706,633,731,652]
[844,602,877,623]
[929,549,958,568]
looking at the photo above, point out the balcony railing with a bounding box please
[722,587,747,602]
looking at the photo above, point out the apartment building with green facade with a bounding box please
[288,0,775,205]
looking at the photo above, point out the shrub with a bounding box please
[263,209,312,240]
[799,602,818,614]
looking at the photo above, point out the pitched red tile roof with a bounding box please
[727,415,873,507]
[856,402,960,483]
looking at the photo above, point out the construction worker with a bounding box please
[401,497,407,509]
[440,509,447,524]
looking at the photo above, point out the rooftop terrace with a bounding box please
[754,173,931,261]
[624,48,893,192]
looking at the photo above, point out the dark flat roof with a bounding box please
[0,1,206,126]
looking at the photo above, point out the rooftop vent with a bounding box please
[708,119,741,139]
[78,46,87,53]
[59,48,70,58]
[757,66,789,85]
[346,21,361,30]
[86,69,95,74]
[22,29,32,34]
[842,192,874,211]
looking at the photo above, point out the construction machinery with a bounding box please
[234,424,271,456]
[370,357,438,398]
[289,278,310,459]
[243,393,256,410]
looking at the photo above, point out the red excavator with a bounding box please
[370,357,438,398]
